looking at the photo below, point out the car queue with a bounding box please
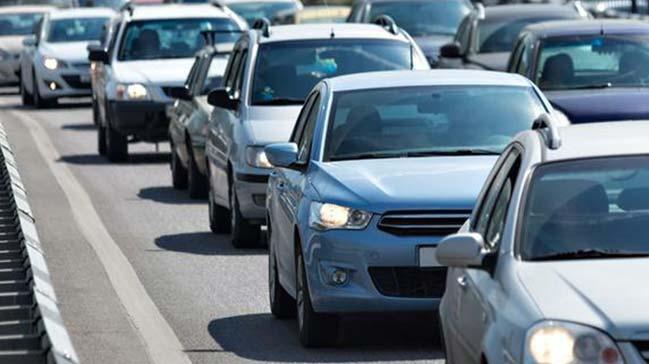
[2,0,649,361]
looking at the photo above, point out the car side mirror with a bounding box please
[22,35,36,47]
[436,233,486,268]
[88,45,109,64]
[439,42,463,59]
[169,86,191,101]
[265,143,298,168]
[207,88,238,110]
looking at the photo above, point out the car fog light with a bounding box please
[331,269,348,285]
[49,82,57,90]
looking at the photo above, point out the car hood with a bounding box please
[243,106,302,145]
[0,36,26,54]
[466,52,510,72]
[113,58,195,85]
[518,259,649,340]
[310,156,497,213]
[413,34,453,60]
[546,88,649,124]
[40,41,94,63]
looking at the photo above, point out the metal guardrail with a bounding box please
[0,123,78,364]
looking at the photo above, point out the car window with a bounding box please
[296,93,320,163]
[0,12,43,36]
[227,1,301,26]
[46,17,109,43]
[200,55,228,95]
[476,16,577,54]
[290,92,318,144]
[484,156,520,250]
[347,2,362,22]
[513,38,529,75]
[367,0,470,37]
[185,57,201,91]
[454,15,472,51]
[232,49,248,99]
[224,50,241,91]
[107,21,121,57]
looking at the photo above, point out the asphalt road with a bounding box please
[0,91,445,364]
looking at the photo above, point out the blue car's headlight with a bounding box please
[309,202,372,231]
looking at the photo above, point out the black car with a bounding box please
[437,3,586,71]
[508,19,649,123]
[347,0,473,66]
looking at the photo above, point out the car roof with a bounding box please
[49,7,116,19]
[0,5,55,13]
[483,4,580,21]
[257,23,412,43]
[524,19,649,37]
[362,0,467,4]
[325,69,533,92]
[126,4,234,21]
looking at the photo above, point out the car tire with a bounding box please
[92,99,100,126]
[97,124,107,155]
[296,249,339,347]
[230,182,260,248]
[187,145,208,199]
[31,70,56,109]
[20,75,33,106]
[268,222,295,318]
[171,144,188,189]
[105,125,128,162]
[208,187,230,233]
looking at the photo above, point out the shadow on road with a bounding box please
[154,232,266,256]
[59,153,169,165]
[137,186,206,204]
[61,123,96,131]
[206,313,443,362]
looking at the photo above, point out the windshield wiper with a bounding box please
[254,97,304,106]
[570,82,613,90]
[406,149,500,156]
[330,152,406,161]
[530,249,649,262]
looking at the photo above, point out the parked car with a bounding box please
[508,19,649,124]
[347,0,473,66]
[223,0,302,25]
[168,41,231,198]
[264,69,555,347]
[437,118,649,364]
[205,19,429,248]
[88,3,246,161]
[272,5,350,24]
[0,6,51,86]
[19,7,114,107]
[438,3,587,71]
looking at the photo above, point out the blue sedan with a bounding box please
[264,70,554,347]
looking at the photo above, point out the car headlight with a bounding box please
[116,83,149,101]
[309,202,372,231]
[525,321,623,364]
[43,56,60,70]
[245,146,272,169]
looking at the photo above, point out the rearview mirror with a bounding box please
[439,42,462,59]
[88,45,109,63]
[207,88,238,110]
[265,143,298,168]
[22,35,36,47]
[168,86,191,101]
[436,233,485,268]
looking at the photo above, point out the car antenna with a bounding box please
[330,27,335,38]
[600,22,604,36]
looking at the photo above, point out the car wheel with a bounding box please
[187,145,208,199]
[229,182,260,248]
[208,187,230,233]
[268,222,295,318]
[31,71,42,108]
[170,144,188,189]
[20,75,33,106]
[296,249,339,347]
[97,124,107,155]
[92,99,99,126]
[105,125,128,162]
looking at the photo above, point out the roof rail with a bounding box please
[532,113,561,150]
[252,17,271,37]
[120,1,134,15]
[210,0,224,8]
[373,15,398,35]
[475,3,485,20]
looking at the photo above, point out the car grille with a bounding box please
[633,341,649,362]
[61,75,90,90]
[368,267,446,298]
[162,86,185,98]
[377,210,471,236]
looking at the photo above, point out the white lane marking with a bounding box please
[9,108,192,364]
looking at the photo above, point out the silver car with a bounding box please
[437,118,649,364]
[205,18,429,247]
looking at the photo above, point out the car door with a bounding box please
[176,56,203,164]
[21,16,44,93]
[97,20,121,126]
[453,147,522,363]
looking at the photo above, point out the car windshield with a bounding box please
[368,0,470,37]
[0,12,43,36]
[202,55,228,94]
[0,0,74,6]
[227,1,300,26]
[477,16,569,53]
[251,39,413,106]
[324,85,545,161]
[520,156,649,261]
[46,17,109,43]
[536,35,649,90]
[118,19,242,61]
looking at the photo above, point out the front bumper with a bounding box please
[36,65,92,98]
[0,58,19,84]
[303,220,446,314]
[108,100,171,142]
[233,171,269,223]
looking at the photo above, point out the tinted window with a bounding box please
[368,0,469,37]
[536,35,649,90]
[118,19,241,61]
[202,55,228,94]
[477,16,574,53]
[251,39,412,105]
[520,156,649,260]
[324,86,544,161]
[227,1,300,26]
[0,12,43,36]
[47,17,109,43]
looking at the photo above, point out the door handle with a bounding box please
[457,275,468,288]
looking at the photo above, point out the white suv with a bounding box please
[205,18,429,247]
[89,3,246,161]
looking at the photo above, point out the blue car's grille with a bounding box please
[377,211,471,236]
[368,267,446,298]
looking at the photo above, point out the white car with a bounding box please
[0,6,53,85]
[89,3,247,162]
[223,0,302,26]
[19,7,115,107]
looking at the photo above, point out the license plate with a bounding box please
[80,74,90,83]
[418,246,440,267]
